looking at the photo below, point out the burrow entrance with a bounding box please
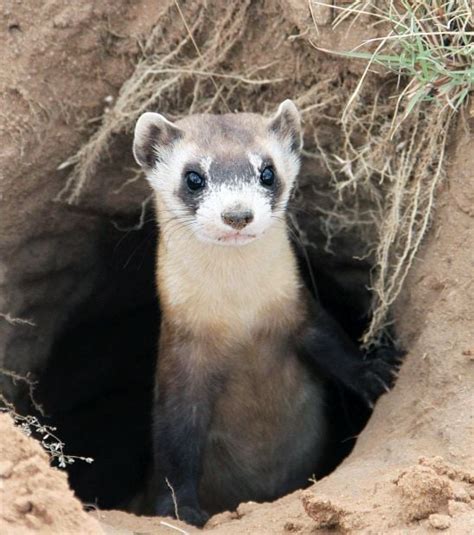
[28,190,385,512]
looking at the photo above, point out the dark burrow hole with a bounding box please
[31,204,387,513]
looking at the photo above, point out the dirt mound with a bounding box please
[0,413,103,535]
[299,456,474,534]
[301,494,351,531]
[395,457,474,523]
[395,464,454,522]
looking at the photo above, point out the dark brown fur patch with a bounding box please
[135,119,183,169]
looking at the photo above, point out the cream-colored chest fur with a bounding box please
[157,220,301,340]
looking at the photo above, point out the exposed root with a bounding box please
[0,367,44,416]
[0,312,35,327]
[56,0,276,204]
[324,100,455,344]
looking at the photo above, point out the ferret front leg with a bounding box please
[298,302,404,407]
[152,357,217,527]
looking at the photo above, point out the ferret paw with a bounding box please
[356,347,405,407]
[178,505,209,527]
[155,498,209,528]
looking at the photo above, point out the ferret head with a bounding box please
[133,100,302,246]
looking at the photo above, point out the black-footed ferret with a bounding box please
[133,101,400,526]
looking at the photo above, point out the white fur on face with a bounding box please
[247,152,263,176]
[200,155,213,175]
[193,183,273,246]
[145,140,197,215]
[262,133,300,212]
[144,134,300,247]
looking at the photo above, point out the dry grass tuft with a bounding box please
[56,0,281,203]
[310,0,473,343]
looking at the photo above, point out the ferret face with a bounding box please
[133,100,302,246]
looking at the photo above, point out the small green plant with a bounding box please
[331,0,473,126]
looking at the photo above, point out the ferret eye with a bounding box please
[186,171,206,192]
[260,167,275,187]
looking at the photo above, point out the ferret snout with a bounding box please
[221,206,254,230]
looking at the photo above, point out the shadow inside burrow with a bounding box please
[33,213,159,509]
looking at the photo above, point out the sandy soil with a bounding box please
[0,413,102,535]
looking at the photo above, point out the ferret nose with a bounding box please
[221,209,254,230]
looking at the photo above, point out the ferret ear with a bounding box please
[133,112,183,169]
[268,99,303,153]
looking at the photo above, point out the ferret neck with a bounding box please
[158,216,291,270]
[156,210,300,331]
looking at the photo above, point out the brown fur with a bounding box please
[136,103,328,522]
[156,210,326,513]
[136,105,402,524]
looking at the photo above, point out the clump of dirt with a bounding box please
[394,464,454,521]
[420,456,474,484]
[0,413,103,535]
[301,493,351,531]
[428,513,452,530]
[393,456,474,525]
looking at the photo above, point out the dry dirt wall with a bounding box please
[0,0,167,403]
[0,413,103,535]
